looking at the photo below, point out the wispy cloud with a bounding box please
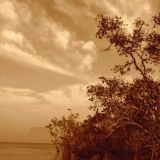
[39,84,89,115]
[0,87,37,104]
[0,84,89,117]
[27,11,97,74]
[1,30,24,44]
[0,0,75,77]
[0,1,18,21]
[0,0,97,78]
[0,43,74,76]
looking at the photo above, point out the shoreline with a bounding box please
[0,141,52,145]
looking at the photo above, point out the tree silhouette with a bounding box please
[47,13,160,160]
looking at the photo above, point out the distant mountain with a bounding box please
[26,127,51,143]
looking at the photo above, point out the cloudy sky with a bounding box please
[0,0,159,142]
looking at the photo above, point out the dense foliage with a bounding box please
[47,13,160,160]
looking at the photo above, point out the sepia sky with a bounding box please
[0,0,159,142]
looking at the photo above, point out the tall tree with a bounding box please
[47,13,160,160]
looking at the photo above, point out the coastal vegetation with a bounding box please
[46,13,160,160]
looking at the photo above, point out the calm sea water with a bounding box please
[0,142,62,160]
